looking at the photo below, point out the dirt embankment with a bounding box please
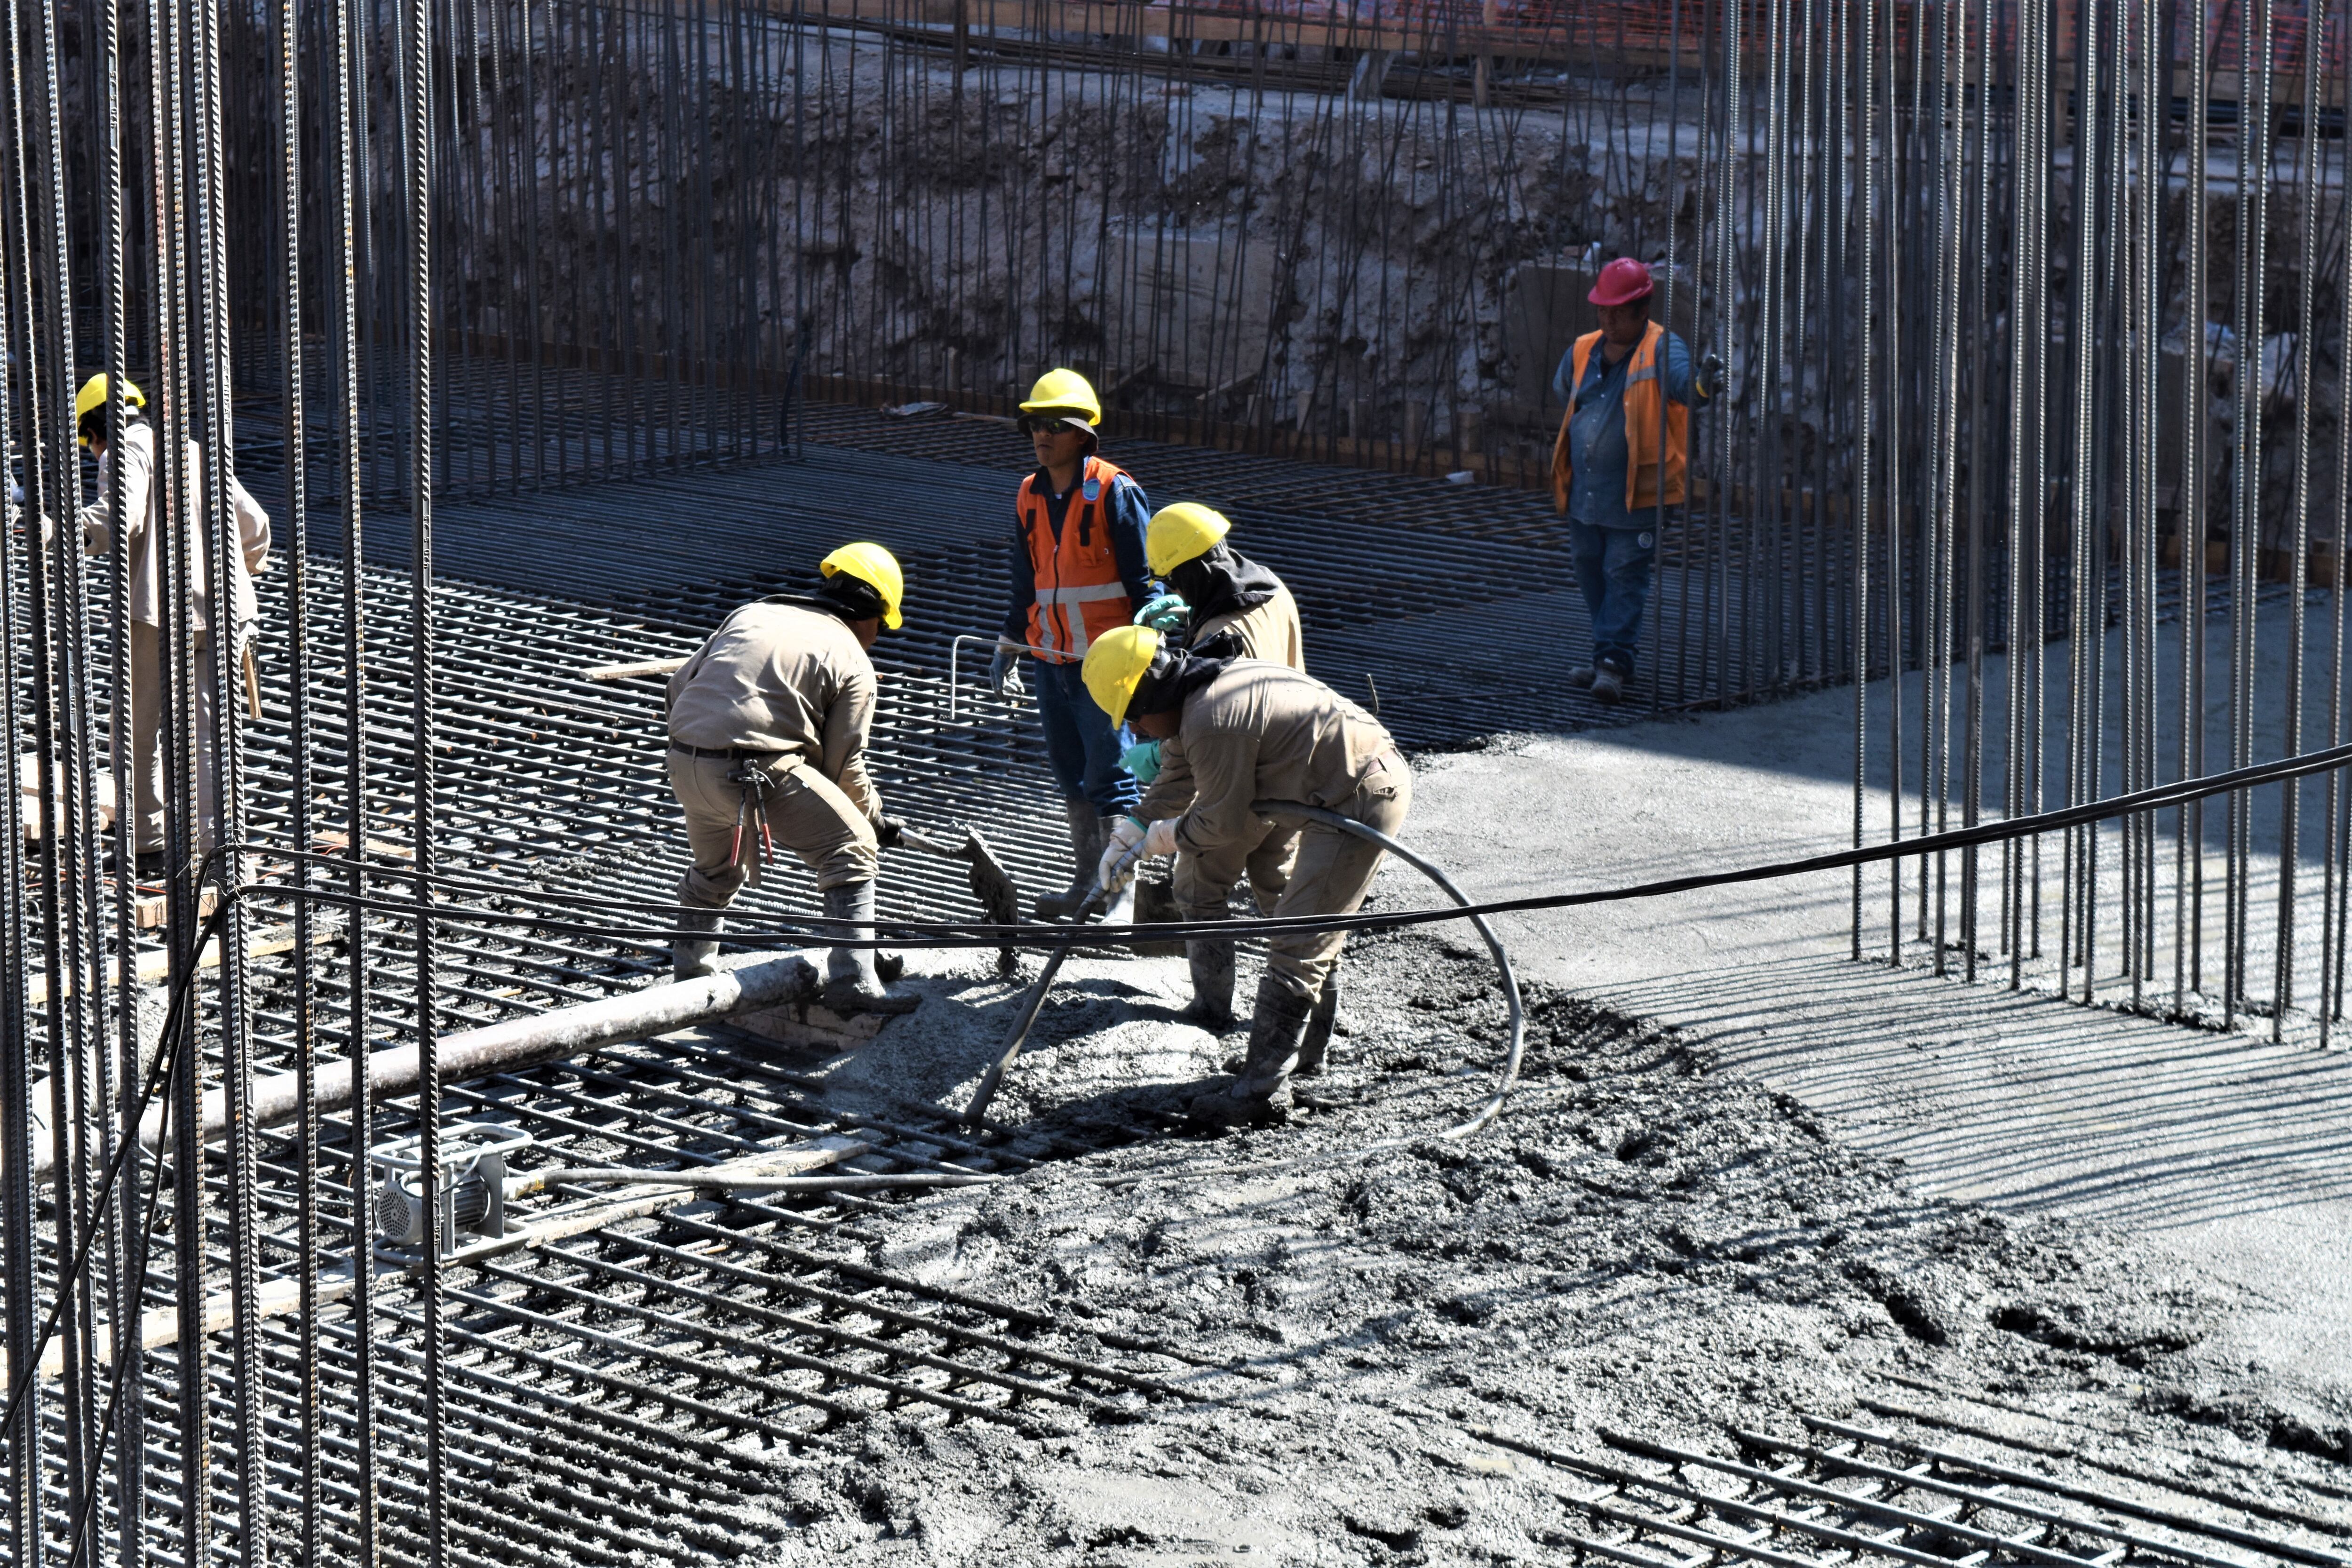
[763,930,2350,1564]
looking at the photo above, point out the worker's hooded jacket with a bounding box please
[665,598,882,821]
[75,422,272,634]
[1011,454,1148,663]
[1175,547,1305,672]
[1549,319,1692,516]
[1193,583,1303,671]
[1133,661,1395,859]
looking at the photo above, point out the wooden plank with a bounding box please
[134,885,221,931]
[584,655,691,682]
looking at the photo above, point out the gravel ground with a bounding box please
[755,927,2352,1564]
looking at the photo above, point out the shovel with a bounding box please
[895,823,1022,975]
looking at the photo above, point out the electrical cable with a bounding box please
[207,736,2352,955]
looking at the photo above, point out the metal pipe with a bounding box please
[32,955,817,1178]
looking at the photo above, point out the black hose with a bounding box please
[958,801,1519,1138]
[1262,801,1523,1139]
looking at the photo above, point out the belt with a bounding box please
[670,742,783,762]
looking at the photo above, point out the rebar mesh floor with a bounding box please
[22,436,2336,1566]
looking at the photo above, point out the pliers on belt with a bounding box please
[727,758,777,884]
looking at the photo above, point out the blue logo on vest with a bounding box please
[1082,477,1102,502]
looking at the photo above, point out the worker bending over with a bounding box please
[988,368,1152,917]
[1121,502,1308,1035]
[1550,258,1722,705]
[1086,627,1408,1126]
[665,543,918,1015]
[69,374,272,877]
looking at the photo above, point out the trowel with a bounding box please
[894,823,1021,975]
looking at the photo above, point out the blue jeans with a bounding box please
[1570,520,1657,677]
[1031,657,1140,815]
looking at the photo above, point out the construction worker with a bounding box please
[1086,626,1409,1127]
[67,374,272,877]
[665,542,918,1014]
[1122,501,1308,1036]
[1550,257,1723,705]
[988,368,1152,917]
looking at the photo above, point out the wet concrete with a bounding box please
[1406,621,2352,1404]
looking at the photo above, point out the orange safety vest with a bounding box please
[1550,319,1689,516]
[1018,454,1136,664]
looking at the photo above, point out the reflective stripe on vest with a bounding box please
[1549,319,1689,515]
[1019,454,1135,663]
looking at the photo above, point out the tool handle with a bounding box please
[958,843,1141,1125]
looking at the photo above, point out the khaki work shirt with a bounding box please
[1195,583,1304,672]
[665,599,882,821]
[1135,661,1394,858]
[75,423,272,633]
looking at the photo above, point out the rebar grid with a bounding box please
[1477,1409,2350,1568]
[8,0,2352,1562]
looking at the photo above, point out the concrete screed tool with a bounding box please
[895,822,1022,975]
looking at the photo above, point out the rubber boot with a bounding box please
[821,882,921,1014]
[1190,975,1312,1126]
[1035,800,1102,919]
[673,907,724,981]
[1178,938,1235,1030]
[1294,968,1340,1077]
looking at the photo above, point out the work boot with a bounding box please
[1035,800,1102,919]
[1565,665,1597,690]
[1294,968,1341,1077]
[1179,938,1236,1030]
[821,882,921,1014]
[1590,666,1626,705]
[672,907,724,981]
[1190,975,1313,1127]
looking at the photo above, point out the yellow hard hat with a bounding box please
[820,541,905,630]
[1146,502,1232,577]
[1082,624,1162,728]
[73,373,146,446]
[1017,368,1102,427]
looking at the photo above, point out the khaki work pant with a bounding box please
[1184,752,1412,1008]
[1172,826,1299,923]
[669,748,878,909]
[125,620,230,855]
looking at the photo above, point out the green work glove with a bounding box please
[1121,738,1163,784]
[1133,593,1192,635]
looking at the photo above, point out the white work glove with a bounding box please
[1097,817,1181,894]
[988,638,1025,698]
[1097,816,1146,893]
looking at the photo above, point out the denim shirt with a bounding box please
[1550,329,1700,531]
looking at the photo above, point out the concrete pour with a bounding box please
[746,929,2350,1564]
[716,605,2352,1561]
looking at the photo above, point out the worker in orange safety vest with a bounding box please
[1549,257,1723,706]
[985,367,1156,917]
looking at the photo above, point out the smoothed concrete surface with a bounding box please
[1407,667,2352,1396]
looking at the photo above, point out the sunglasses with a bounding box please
[1018,414,1084,437]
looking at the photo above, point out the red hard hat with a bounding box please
[1588,257,1655,307]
